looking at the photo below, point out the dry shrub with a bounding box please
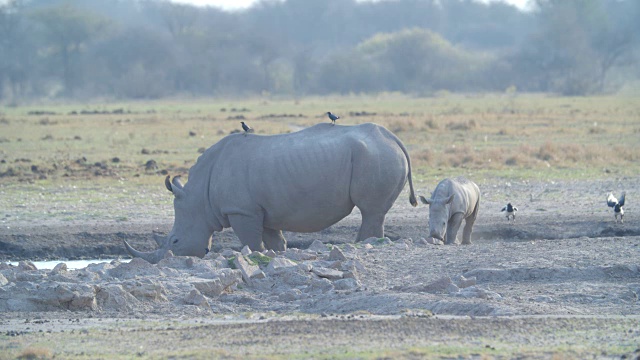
[536,142,556,161]
[17,347,53,360]
[589,126,606,134]
[388,119,417,133]
[413,148,433,166]
[446,119,476,131]
[424,118,439,130]
[562,143,583,163]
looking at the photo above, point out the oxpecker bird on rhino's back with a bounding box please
[419,177,480,245]
[241,121,254,135]
[607,192,625,223]
[326,112,340,125]
[124,123,418,263]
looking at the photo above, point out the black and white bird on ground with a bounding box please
[240,121,254,136]
[607,192,625,223]
[501,203,518,222]
[326,112,340,125]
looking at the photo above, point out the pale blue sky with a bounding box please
[171,0,532,11]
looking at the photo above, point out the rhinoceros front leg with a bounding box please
[228,214,265,252]
[445,213,464,245]
[262,228,287,251]
[356,211,385,242]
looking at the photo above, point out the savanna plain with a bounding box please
[1,93,639,359]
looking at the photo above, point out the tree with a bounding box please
[31,3,108,96]
[0,0,35,100]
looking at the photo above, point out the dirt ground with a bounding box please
[1,176,639,359]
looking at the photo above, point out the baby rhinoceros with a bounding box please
[420,177,480,245]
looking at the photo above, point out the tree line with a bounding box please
[0,0,638,101]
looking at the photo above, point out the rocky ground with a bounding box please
[0,177,639,359]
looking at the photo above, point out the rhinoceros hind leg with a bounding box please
[262,228,286,251]
[229,214,265,252]
[461,218,475,245]
[356,211,385,242]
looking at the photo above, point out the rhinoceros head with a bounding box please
[420,194,454,241]
[124,175,212,264]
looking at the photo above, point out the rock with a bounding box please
[363,237,391,246]
[282,271,311,287]
[341,244,358,258]
[311,267,343,280]
[16,272,47,282]
[329,247,347,261]
[308,240,328,252]
[454,286,502,300]
[184,289,209,307]
[233,256,263,284]
[394,241,409,250]
[265,250,277,258]
[191,279,224,297]
[123,279,168,302]
[50,263,68,275]
[364,243,374,250]
[278,289,303,302]
[447,283,460,294]
[220,249,239,257]
[306,278,333,293]
[0,273,7,286]
[96,284,140,311]
[426,237,444,245]
[18,261,37,271]
[217,269,243,289]
[265,257,298,275]
[108,258,162,280]
[453,275,476,288]
[422,276,453,293]
[241,245,252,256]
[333,278,360,291]
[283,249,317,261]
[297,263,312,272]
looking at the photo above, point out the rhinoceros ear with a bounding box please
[419,195,431,205]
[165,175,173,192]
[164,175,186,198]
[446,194,455,204]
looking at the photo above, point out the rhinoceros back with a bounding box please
[193,123,410,233]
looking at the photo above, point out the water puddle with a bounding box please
[9,258,131,270]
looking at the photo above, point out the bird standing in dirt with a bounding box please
[501,203,518,223]
[607,192,625,223]
[326,112,340,125]
[241,121,254,136]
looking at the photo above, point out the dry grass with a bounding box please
[16,347,53,360]
[0,93,638,183]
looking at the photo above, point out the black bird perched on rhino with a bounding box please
[607,192,625,223]
[326,112,340,125]
[501,203,518,222]
[240,121,254,135]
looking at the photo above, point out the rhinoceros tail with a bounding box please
[391,132,418,207]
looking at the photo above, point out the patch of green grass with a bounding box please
[247,252,272,267]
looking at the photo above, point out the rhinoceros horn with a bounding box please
[152,233,167,247]
[123,239,169,264]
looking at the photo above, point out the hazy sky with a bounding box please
[171,0,532,11]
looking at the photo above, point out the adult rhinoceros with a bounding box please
[419,177,480,245]
[125,123,417,263]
